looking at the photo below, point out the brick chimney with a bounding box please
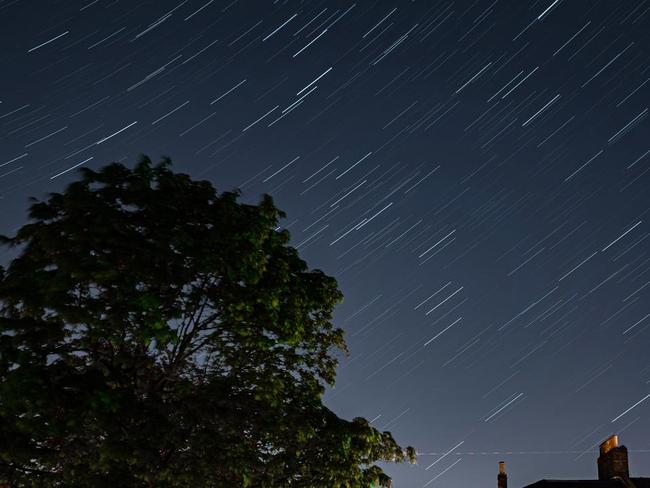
[597,435,629,480]
[498,461,507,488]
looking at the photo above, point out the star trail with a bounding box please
[1,0,649,486]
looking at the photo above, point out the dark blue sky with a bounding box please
[1,1,649,486]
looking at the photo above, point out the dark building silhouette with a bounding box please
[500,435,650,488]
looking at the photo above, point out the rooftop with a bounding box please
[525,479,650,488]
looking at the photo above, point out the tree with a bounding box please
[0,157,415,487]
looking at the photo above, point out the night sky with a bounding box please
[1,0,650,486]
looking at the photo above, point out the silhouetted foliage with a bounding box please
[0,157,415,487]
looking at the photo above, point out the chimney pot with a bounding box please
[600,435,619,455]
[498,461,507,488]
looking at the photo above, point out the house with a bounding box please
[497,435,650,488]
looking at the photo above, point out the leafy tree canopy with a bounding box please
[0,157,415,487]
